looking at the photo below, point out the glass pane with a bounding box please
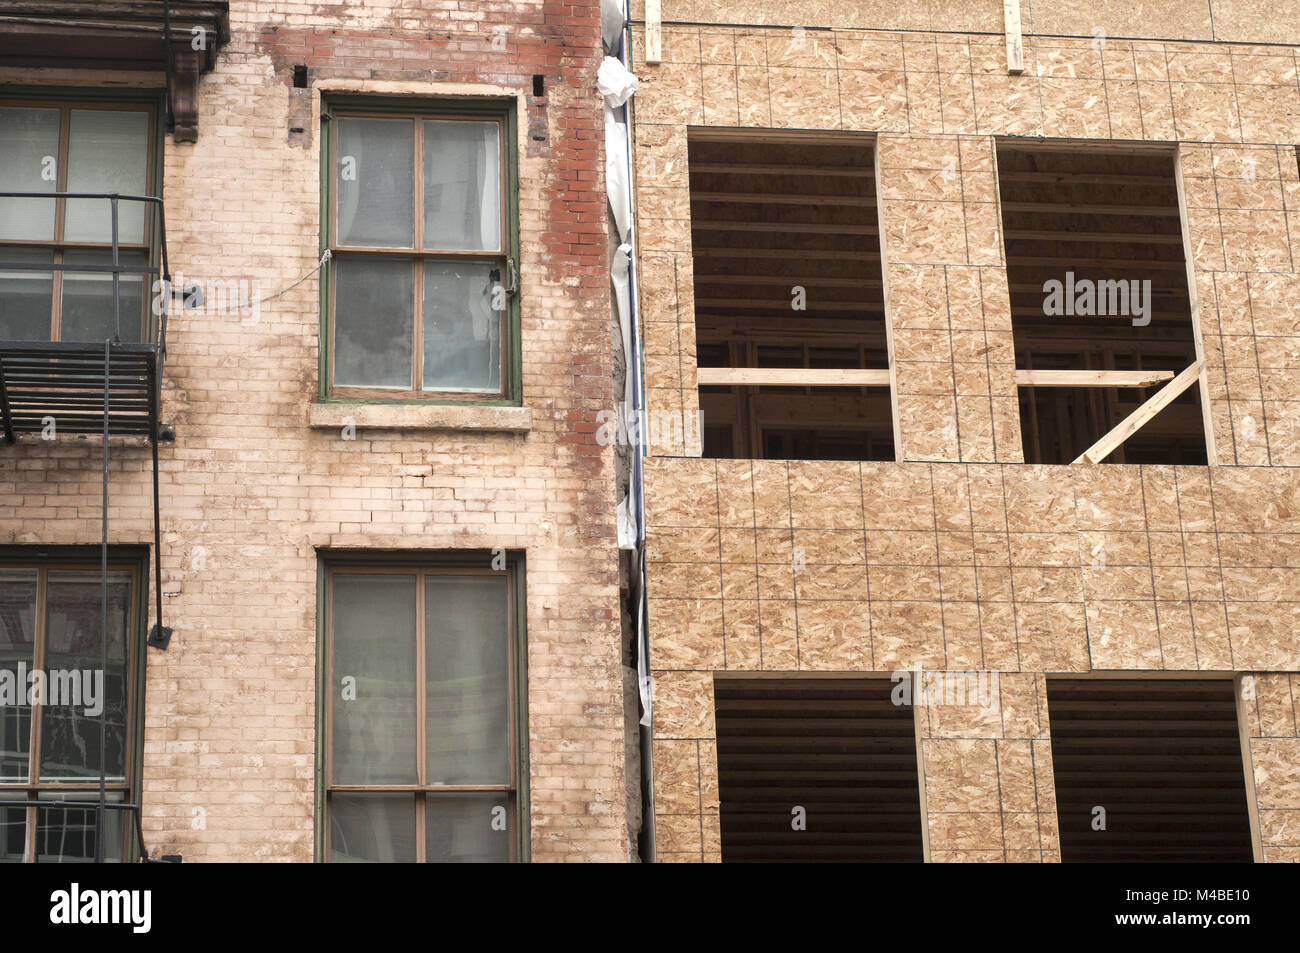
[333,255,414,389]
[39,571,131,782]
[0,802,25,862]
[64,110,150,244]
[424,575,509,785]
[35,796,124,863]
[336,118,414,248]
[426,794,511,863]
[58,249,148,343]
[330,574,417,785]
[0,107,59,241]
[421,260,502,393]
[329,793,415,863]
[0,571,37,781]
[0,248,54,341]
[422,120,501,251]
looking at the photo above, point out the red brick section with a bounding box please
[0,0,629,861]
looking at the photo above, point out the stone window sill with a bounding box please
[308,402,531,433]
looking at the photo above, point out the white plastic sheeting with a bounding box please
[599,57,637,243]
[598,4,652,730]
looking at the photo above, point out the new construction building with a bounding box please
[632,0,1300,861]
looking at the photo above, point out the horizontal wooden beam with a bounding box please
[1003,229,1185,245]
[697,367,890,387]
[998,171,1172,186]
[690,163,872,177]
[694,275,883,289]
[692,221,879,236]
[1072,362,1203,464]
[691,191,877,207]
[1001,202,1180,217]
[1017,369,1176,388]
[695,299,878,312]
[1010,256,1188,271]
[693,248,881,261]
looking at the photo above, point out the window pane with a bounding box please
[0,248,54,341]
[336,118,414,248]
[58,250,148,343]
[330,574,417,785]
[35,797,124,863]
[421,260,502,393]
[426,794,511,863]
[0,802,25,862]
[64,110,150,244]
[424,575,509,785]
[329,793,415,863]
[0,571,37,782]
[333,255,414,389]
[39,571,130,782]
[423,120,501,252]
[0,107,59,241]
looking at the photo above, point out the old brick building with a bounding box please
[632,0,1300,862]
[0,0,632,862]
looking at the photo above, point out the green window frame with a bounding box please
[318,97,522,405]
[0,89,164,345]
[316,552,529,863]
[0,548,148,864]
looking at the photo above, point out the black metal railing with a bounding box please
[0,191,171,862]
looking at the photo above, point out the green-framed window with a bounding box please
[320,98,521,404]
[319,554,528,862]
[0,95,161,344]
[0,549,147,863]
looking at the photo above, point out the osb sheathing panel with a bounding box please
[920,677,1061,862]
[1241,674,1300,861]
[1182,144,1300,466]
[646,457,1300,860]
[631,24,1300,465]
[877,135,1020,461]
[644,457,1300,676]
[629,0,1299,45]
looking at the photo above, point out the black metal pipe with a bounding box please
[97,338,110,863]
[163,0,175,135]
[111,197,121,343]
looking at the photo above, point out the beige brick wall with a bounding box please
[0,0,629,861]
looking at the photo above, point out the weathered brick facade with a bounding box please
[0,0,630,861]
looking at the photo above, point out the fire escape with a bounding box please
[0,0,229,862]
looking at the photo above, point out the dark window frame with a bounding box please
[318,97,522,406]
[316,552,529,863]
[0,546,148,864]
[0,95,160,344]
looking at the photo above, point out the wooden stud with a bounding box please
[1003,0,1024,75]
[1233,674,1265,864]
[1174,144,1220,465]
[645,0,661,64]
[1072,362,1203,464]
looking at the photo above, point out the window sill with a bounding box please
[308,402,531,433]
